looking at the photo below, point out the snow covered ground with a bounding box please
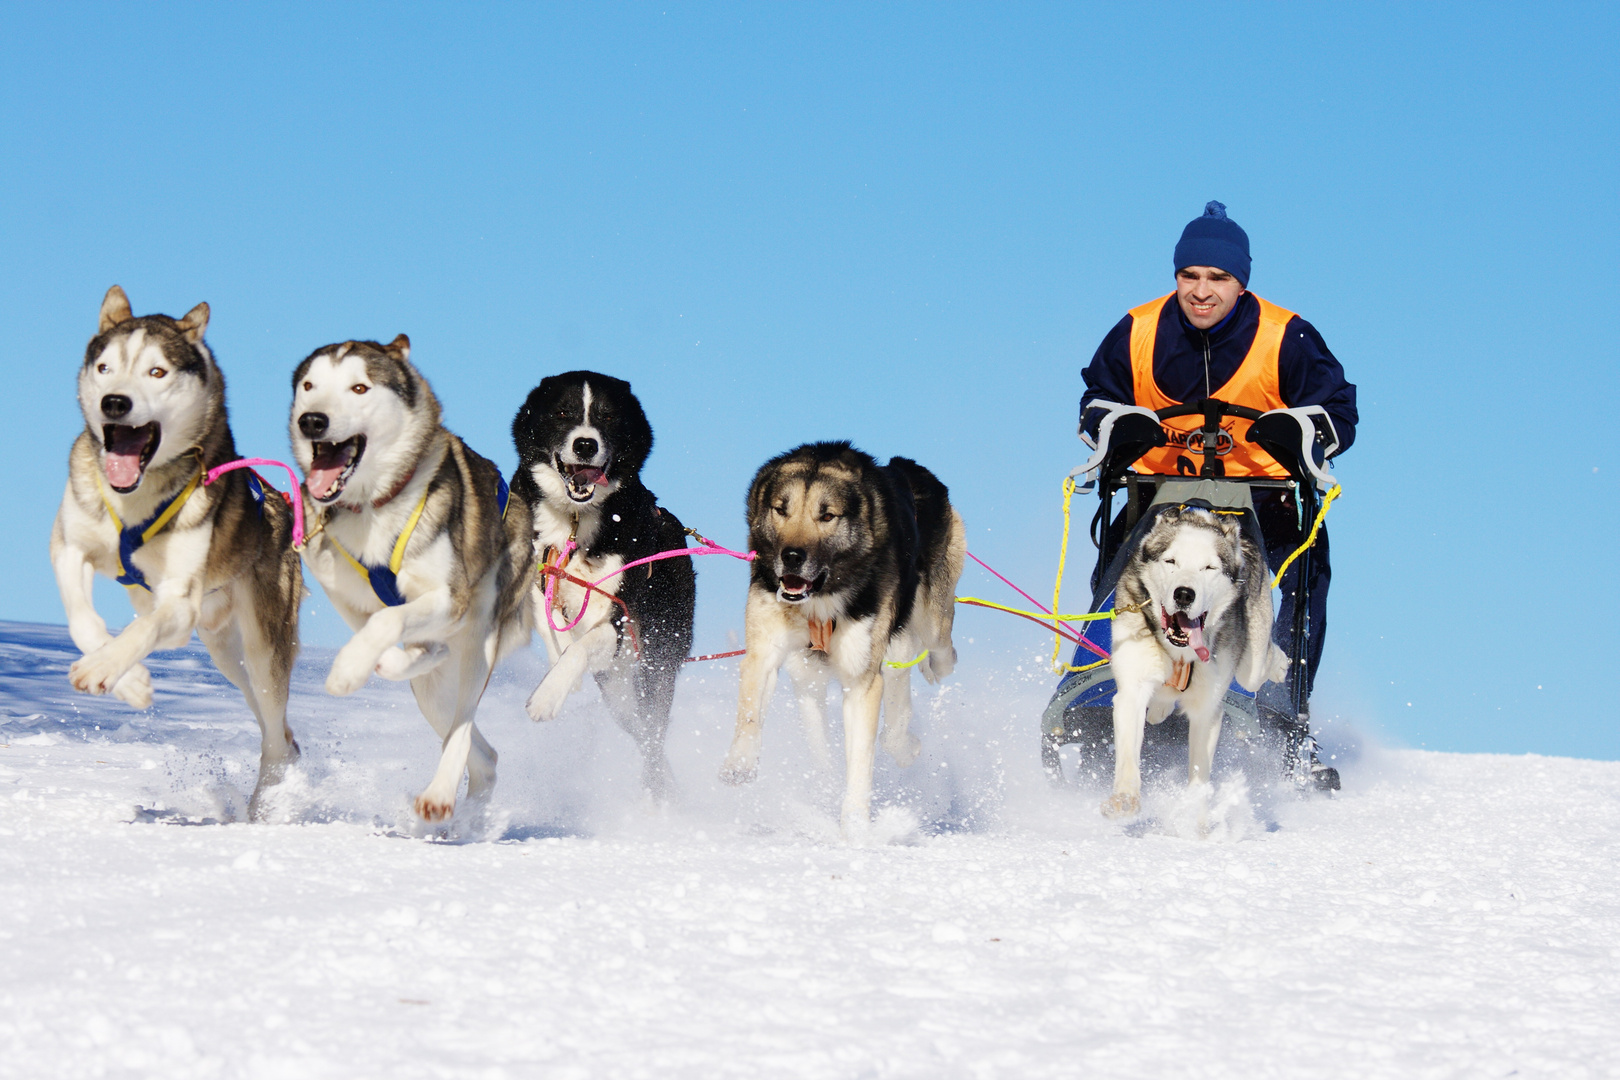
[2,620,1616,1080]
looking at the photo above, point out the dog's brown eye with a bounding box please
[149,367,166,378]
[819,510,838,522]
[97,363,109,374]
[352,384,368,395]
[773,503,788,516]
[302,380,313,392]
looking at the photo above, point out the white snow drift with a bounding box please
[1,621,1616,1079]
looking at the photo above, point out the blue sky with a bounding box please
[2,3,1615,758]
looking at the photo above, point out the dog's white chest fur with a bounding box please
[531,501,625,654]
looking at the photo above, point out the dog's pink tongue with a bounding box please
[103,428,150,489]
[1176,613,1211,662]
[571,467,604,488]
[306,445,353,500]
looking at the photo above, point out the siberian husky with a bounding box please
[290,335,533,822]
[1104,504,1288,818]
[511,371,695,798]
[51,286,304,818]
[720,442,965,835]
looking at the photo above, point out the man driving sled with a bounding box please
[1079,201,1357,789]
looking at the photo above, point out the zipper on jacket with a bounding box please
[1201,330,1212,399]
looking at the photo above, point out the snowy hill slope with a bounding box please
[1,621,1616,1079]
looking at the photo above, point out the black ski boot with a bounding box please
[1304,742,1340,792]
[1266,703,1340,793]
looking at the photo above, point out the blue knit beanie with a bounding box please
[1173,201,1251,287]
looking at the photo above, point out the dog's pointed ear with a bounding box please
[176,301,210,344]
[385,334,410,363]
[99,286,133,332]
[1235,534,1279,691]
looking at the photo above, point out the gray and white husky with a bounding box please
[51,286,304,818]
[1104,504,1289,819]
[290,335,533,823]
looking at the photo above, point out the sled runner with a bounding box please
[1040,397,1341,790]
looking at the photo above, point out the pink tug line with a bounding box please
[203,458,307,547]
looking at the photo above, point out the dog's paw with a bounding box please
[375,642,448,682]
[839,804,874,842]
[1266,645,1291,686]
[413,792,457,822]
[325,643,377,696]
[69,645,133,698]
[718,753,758,786]
[920,645,957,684]
[1101,792,1141,819]
[247,769,294,824]
[524,673,572,722]
[884,732,922,768]
[111,664,153,709]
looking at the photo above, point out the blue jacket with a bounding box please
[1080,292,1358,454]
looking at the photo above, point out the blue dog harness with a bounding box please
[96,467,205,593]
[97,465,277,593]
[327,469,510,608]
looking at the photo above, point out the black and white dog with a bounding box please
[512,371,695,796]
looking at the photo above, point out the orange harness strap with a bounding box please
[537,553,644,661]
[807,617,835,653]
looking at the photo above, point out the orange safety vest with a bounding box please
[1127,292,1295,477]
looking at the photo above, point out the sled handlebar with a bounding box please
[1073,398,1336,492]
[1153,400,1265,423]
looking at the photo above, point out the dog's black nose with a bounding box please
[572,436,599,461]
[781,548,807,571]
[1174,586,1196,608]
[298,412,329,439]
[101,394,132,420]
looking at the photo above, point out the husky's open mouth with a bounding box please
[102,422,160,493]
[555,453,609,502]
[1161,607,1210,662]
[306,435,366,503]
[778,571,826,603]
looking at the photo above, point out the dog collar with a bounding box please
[339,469,417,513]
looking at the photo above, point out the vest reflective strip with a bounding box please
[1127,293,1295,477]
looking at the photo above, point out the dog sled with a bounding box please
[1039,398,1342,791]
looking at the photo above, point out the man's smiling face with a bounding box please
[1175,265,1245,330]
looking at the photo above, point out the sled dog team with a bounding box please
[52,287,1282,834]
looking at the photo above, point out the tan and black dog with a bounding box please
[290,335,533,823]
[51,286,304,819]
[720,441,965,835]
